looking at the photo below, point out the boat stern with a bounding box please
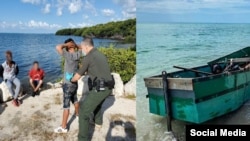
[144,75,199,122]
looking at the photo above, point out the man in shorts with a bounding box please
[54,38,81,133]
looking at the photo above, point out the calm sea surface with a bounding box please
[137,23,250,141]
[0,33,129,87]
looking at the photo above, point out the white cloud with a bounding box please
[27,20,61,29]
[55,0,96,16]
[57,7,63,16]
[21,0,41,4]
[113,0,136,18]
[68,22,92,28]
[43,3,51,13]
[102,9,115,16]
[0,20,62,30]
[56,0,68,16]
[21,0,98,16]
[83,0,97,16]
[137,0,250,14]
[68,0,82,14]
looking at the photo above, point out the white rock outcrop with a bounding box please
[124,75,136,96]
[111,73,124,97]
[0,82,12,102]
[0,82,23,102]
[46,82,62,89]
[77,75,89,101]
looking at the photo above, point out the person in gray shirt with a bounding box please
[0,50,21,107]
[54,38,81,133]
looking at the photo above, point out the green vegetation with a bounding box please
[99,46,136,83]
[60,46,136,83]
[55,19,136,43]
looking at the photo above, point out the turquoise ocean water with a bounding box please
[137,23,250,140]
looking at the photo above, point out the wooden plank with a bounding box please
[144,77,163,88]
[173,66,213,75]
[230,57,250,63]
[168,78,193,91]
[144,77,193,90]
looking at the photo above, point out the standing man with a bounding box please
[70,38,115,141]
[1,51,21,107]
[54,38,81,133]
[29,61,45,97]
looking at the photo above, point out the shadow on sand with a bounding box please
[106,120,136,141]
[0,103,7,115]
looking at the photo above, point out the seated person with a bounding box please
[29,61,45,97]
[1,51,21,107]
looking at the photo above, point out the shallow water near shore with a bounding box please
[137,23,250,141]
[0,33,131,88]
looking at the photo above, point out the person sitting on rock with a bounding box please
[0,51,21,107]
[29,61,45,97]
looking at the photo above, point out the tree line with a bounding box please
[55,18,136,43]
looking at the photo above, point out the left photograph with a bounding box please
[0,0,136,141]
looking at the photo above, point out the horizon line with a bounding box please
[137,21,250,24]
[0,32,55,34]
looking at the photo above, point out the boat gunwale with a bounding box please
[144,64,250,80]
[144,65,250,89]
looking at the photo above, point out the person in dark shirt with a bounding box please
[70,38,114,141]
[1,51,21,107]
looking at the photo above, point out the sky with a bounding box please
[0,0,136,33]
[137,0,250,23]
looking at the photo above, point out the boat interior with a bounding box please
[145,47,250,80]
[155,47,250,79]
[169,62,250,79]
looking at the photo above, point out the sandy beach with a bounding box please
[0,87,136,141]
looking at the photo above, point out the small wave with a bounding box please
[167,47,182,51]
[193,44,202,47]
[157,45,166,48]
[198,33,210,36]
[137,50,150,54]
[205,44,213,48]
[172,34,180,37]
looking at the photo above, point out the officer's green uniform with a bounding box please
[77,48,112,141]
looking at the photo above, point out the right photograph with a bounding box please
[137,0,250,141]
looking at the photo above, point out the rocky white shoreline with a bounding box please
[0,73,136,141]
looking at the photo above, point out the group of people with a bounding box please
[0,51,45,106]
[0,37,115,141]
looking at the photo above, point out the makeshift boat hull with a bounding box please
[144,65,250,124]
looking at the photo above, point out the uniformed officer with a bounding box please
[70,37,114,141]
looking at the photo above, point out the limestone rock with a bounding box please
[111,73,124,97]
[54,82,62,88]
[124,75,136,96]
[0,82,12,102]
[0,82,23,102]
[77,75,89,101]
[46,82,54,89]
[46,82,62,89]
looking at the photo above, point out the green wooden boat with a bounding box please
[144,47,250,125]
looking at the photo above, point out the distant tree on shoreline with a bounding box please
[55,19,136,43]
